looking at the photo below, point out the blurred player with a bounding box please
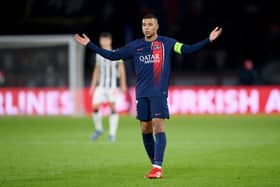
[89,32,127,142]
[74,14,222,178]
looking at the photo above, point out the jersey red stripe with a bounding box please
[152,41,163,84]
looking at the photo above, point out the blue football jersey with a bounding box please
[118,36,177,99]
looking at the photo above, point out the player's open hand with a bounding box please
[209,27,222,42]
[74,33,90,46]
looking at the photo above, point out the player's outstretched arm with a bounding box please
[174,26,222,55]
[74,33,122,60]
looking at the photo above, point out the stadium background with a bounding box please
[1,0,280,87]
[1,0,280,115]
[0,1,280,187]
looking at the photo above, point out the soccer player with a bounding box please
[89,32,127,142]
[74,14,222,178]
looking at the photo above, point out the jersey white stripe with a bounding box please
[105,60,110,88]
[98,56,105,87]
[111,62,117,88]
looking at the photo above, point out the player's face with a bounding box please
[142,18,159,38]
[99,37,112,49]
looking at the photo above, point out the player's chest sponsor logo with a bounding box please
[139,54,161,64]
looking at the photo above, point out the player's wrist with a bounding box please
[86,41,92,47]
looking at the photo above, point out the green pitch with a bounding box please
[0,115,280,187]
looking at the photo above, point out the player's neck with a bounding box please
[145,33,158,42]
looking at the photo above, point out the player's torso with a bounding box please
[97,55,119,89]
[131,36,175,98]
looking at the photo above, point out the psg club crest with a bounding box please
[153,45,161,50]
[152,41,162,51]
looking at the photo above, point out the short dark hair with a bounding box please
[143,13,158,20]
[99,32,112,39]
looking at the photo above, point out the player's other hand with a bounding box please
[74,33,90,46]
[209,27,222,42]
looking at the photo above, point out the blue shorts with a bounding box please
[136,96,169,121]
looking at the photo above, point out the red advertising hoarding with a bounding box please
[0,88,73,115]
[1,86,280,115]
